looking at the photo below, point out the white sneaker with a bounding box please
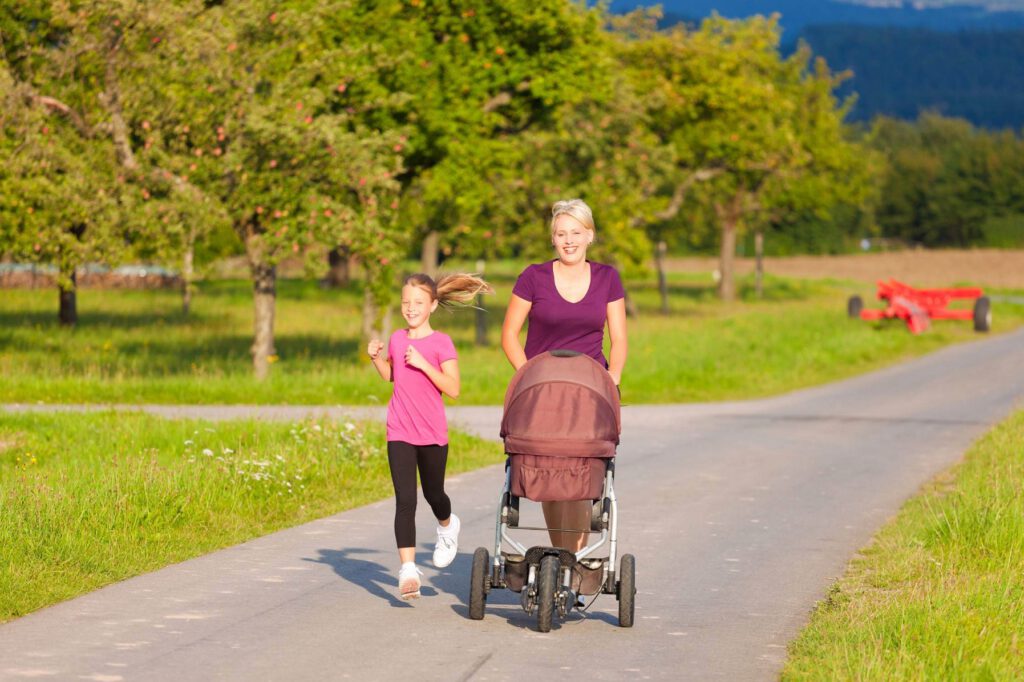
[398,562,422,601]
[432,513,460,568]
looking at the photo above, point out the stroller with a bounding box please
[468,350,636,632]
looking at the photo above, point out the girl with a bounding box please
[367,272,492,601]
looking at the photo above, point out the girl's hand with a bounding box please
[405,344,430,371]
[367,339,384,360]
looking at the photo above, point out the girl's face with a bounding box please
[401,284,437,330]
[551,215,592,266]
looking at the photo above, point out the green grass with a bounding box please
[2,270,1023,404]
[783,410,1024,680]
[0,411,502,622]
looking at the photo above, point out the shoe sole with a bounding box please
[399,580,421,600]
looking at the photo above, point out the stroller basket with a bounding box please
[501,350,621,502]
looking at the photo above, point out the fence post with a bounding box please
[475,259,487,346]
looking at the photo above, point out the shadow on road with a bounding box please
[306,548,414,608]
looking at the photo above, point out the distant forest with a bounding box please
[802,25,1024,129]
[654,12,1024,130]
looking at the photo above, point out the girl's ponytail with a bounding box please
[435,273,493,310]
[404,272,494,311]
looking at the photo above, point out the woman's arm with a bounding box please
[606,298,627,386]
[501,294,532,371]
[405,346,460,398]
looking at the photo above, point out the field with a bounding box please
[783,410,1024,680]
[667,248,1024,289]
[0,411,502,622]
[3,252,1023,405]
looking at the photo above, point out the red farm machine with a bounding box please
[847,279,991,334]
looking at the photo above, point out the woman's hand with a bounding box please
[405,344,430,372]
[367,339,384,360]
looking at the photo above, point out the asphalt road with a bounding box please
[2,328,1023,681]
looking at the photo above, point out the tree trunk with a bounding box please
[475,259,487,346]
[181,237,195,316]
[58,267,77,326]
[324,245,352,288]
[362,288,392,342]
[655,240,669,315]
[251,261,277,380]
[420,230,440,277]
[754,230,764,299]
[716,197,741,302]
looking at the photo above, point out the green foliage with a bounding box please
[869,113,1024,247]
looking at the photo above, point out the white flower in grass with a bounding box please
[345,422,356,431]
[202,448,214,456]
[184,439,194,447]
[223,448,234,455]
[312,424,322,432]
[275,454,285,462]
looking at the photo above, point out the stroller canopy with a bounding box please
[501,351,621,458]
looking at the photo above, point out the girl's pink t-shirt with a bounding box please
[386,329,458,446]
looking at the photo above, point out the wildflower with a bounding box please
[223,448,234,455]
[202,448,213,456]
[184,439,194,446]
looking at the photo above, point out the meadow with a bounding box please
[3,265,1022,405]
[0,411,501,622]
[783,409,1024,680]
[3,265,1023,635]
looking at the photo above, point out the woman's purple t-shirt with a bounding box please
[512,260,625,366]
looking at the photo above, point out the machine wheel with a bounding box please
[469,548,489,620]
[847,295,864,319]
[536,555,559,632]
[617,554,636,628]
[973,296,991,332]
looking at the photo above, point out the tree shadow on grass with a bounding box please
[0,329,362,374]
[0,309,221,330]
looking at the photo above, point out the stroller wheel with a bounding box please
[536,555,559,633]
[617,554,636,628]
[469,547,489,620]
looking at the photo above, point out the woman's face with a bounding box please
[401,284,437,330]
[551,215,592,266]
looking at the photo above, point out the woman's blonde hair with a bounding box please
[550,198,595,235]
[404,273,494,311]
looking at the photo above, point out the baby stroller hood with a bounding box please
[501,351,621,458]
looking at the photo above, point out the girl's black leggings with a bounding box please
[387,441,452,548]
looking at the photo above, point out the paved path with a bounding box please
[2,328,1023,681]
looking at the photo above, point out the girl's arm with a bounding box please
[405,346,460,398]
[606,298,627,386]
[367,339,392,381]
[501,294,532,371]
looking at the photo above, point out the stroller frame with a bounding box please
[468,457,636,631]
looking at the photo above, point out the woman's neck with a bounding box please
[554,258,588,275]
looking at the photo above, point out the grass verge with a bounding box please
[0,411,502,622]
[782,410,1024,680]
[3,273,1023,404]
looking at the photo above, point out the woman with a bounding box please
[501,198,627,551]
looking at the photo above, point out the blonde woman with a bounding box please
[501,199,627,551]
